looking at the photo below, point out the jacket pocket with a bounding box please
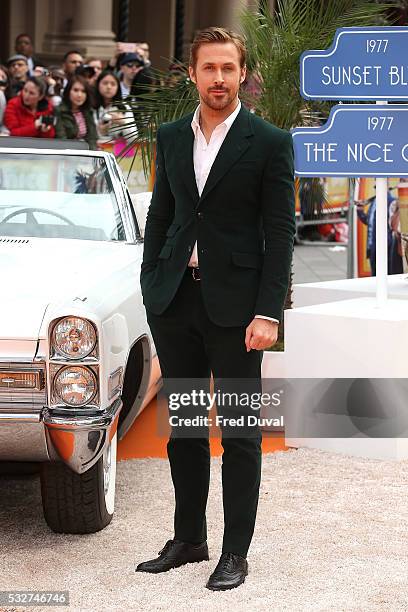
[158,244,173,259]
[231,251,263,269]
[165,222,181,237]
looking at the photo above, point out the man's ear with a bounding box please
[188,66,196,84]
[240,64,247,84]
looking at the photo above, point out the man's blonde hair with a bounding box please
[189,27,246,70]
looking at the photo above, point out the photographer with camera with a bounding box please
[3,76,55,138]
[75,64,98,88]
[33,66,63,107]
[47,68,65,107]
[129,55,155,102]
[93,69,135,144]
[86,58,104,84]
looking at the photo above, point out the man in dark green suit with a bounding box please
[136,27,295,590]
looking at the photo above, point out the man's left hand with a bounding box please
[245,318,278,351]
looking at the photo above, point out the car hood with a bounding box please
[0,237,141,343]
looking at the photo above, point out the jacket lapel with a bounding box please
[176,114,200,203]
[176,105,254,207]
[198,105,254,206]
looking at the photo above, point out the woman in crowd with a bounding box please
[4,76,55,138]
[55,75,97,149]
[93,69,135,144]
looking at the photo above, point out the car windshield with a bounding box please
[0,153,126,241]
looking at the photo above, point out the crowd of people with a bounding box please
[0,34,155,148]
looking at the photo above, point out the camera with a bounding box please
[101,113,112,124]
[40,114,56,126]
[75,65,96,79]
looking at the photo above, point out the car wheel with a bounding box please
[40,432,117,534]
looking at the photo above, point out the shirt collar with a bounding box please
[191,99,241,136]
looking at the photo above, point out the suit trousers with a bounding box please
[146,269,263,558]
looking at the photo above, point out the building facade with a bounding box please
[0,0,274,70]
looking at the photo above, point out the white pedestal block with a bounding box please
[284,437,408,460]
[264,297,408,460]
[293,274,408,308]
[260,352,287,431]
[286,297,408,376]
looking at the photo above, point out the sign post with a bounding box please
[294,26,408,308]
[375,100,389,305]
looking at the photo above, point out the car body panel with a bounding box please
[0,146,157,474]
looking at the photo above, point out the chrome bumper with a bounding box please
[0,399,122,474]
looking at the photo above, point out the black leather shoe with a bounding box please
[206,552,248,590]
[135,539,209,573]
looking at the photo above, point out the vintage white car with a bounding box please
[0,139,158,534]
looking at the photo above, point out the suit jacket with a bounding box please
[140,104,296,327]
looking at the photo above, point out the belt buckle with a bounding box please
[192,267,200,281]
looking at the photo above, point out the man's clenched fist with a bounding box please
[245,318,278,351]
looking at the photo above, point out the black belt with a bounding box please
[187,266,201,281]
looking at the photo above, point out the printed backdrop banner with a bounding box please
[99,139,155,194]
[295,177,349,215]
[355,177,400,277]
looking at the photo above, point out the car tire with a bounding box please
[40,432,117,534]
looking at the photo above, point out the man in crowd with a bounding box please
[6,55,29,97]
[62,50,84,81]
[129,54,155,101]
[14,33,39,75]
[137,26,295,591]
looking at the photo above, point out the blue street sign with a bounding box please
[291,105,408,177]
[301,27,408,100]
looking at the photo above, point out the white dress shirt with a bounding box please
[188,100,278,324]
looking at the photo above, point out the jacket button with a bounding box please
[197,212,203,219]
[187,246,192,252]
